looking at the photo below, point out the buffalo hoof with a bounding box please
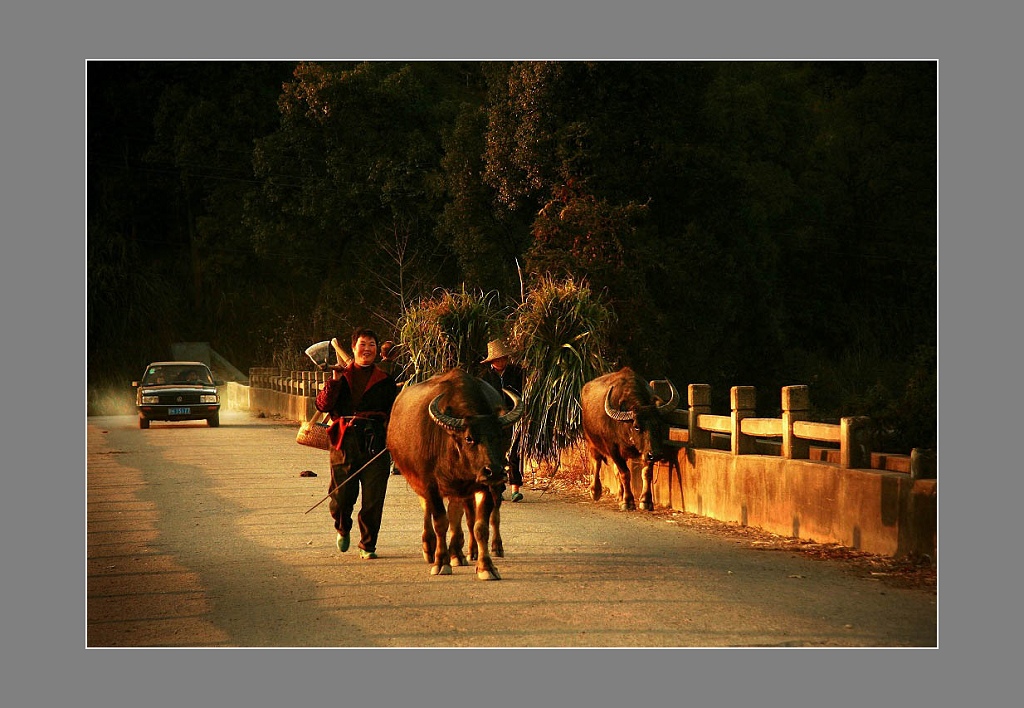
[639,500,653,511]
[477,568,501,581]
[451,553,468,567]
[590,487,602,502]
[492,545,504,558]
[430,563,453,576]
[620,501,636,511]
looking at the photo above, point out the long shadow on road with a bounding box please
[88,415,372,646]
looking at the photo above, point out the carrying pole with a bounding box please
[303,447,390,514]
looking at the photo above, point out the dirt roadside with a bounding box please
[542,471,937,594]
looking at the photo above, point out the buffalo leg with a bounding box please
[639,462,654,511]
[423,490,452,576]
[447,497,469,567]
[490,496,504,558]
[589,455,604,502]
[465,492,503,559]
[614,458,636,511]
[471,489,500,580]
[464,499,479,561]
[419,497,436,564]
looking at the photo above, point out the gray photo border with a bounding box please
[5,0,1011,706]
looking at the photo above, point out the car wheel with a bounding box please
[139,416,150,429]
[207,412,220,427]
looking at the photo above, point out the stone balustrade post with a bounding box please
[731,386,757,455]
[782,385,811,459]
[840,416,872,469]
[911,448,937,479]
[688,384,712,448]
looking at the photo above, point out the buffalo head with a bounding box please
[428,388,524,487]
[602,378,679,463]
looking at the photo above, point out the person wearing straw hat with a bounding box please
[480,338,526,502]
[315,327,398,558]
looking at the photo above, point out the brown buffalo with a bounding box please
[386,369,523,580]
[581,367,679,511]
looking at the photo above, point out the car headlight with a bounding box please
[201,394,218,404]
[141,395,160,404]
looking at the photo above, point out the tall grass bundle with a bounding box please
[510,275,614,467]
[398,288,505,384]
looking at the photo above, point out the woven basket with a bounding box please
[296,416,331,450]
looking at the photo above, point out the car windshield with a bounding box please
[142,365,213,386]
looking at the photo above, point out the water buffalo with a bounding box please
[581,367,679,511]
[387,369,523,580]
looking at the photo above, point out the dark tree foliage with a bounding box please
[88,61,295,383]
[87,60,936,452]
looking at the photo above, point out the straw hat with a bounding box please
[481,339,513,364]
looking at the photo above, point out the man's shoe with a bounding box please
[359,549,378,560]
[337,534,350,553]
[510,491,524,502]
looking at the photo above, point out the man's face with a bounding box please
[353,336,378,367]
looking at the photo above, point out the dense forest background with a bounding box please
[87,60,936,453]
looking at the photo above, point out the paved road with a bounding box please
[87,411,936,647]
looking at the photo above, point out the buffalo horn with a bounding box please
[654,379,680,413]
[428,394,467,431]
[498,389,525,427]
[604,386,636,422]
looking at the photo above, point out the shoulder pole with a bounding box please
[303,447,390,514]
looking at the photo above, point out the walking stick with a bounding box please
[303,447,390,514]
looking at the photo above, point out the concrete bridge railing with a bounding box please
[640,382,937,561]
[227,369,936,562]
[224,367,330,422]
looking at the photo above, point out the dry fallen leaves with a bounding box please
[538,468,936,594]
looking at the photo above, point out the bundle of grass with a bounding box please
[509,275,614,470]
[398,288,506,384]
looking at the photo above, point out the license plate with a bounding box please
[169,407,191,415]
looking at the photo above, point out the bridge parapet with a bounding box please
[644,382,936,561]
[671,383,930,477]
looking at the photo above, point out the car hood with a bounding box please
[140,384,217,394]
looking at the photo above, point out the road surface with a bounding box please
[87,411,936,647]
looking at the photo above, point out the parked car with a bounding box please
[133,361,222,429]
